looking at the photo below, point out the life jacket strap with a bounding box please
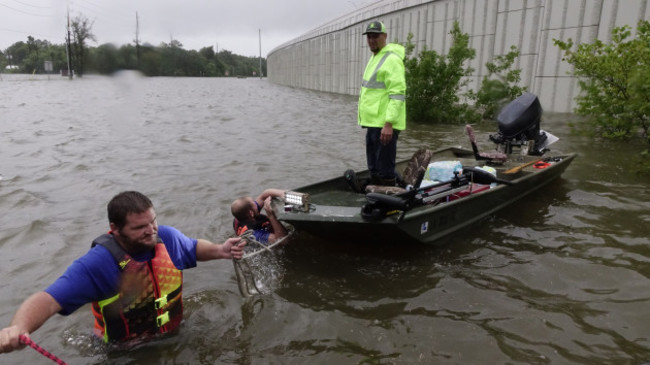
[157,312,170,328]
[154,285,181,310]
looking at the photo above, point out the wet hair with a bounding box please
[231,197,255,222]
[108,191,154,230]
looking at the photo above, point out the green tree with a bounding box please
[24,36,40,73]
[70,14,96,77]
[199,46,215,60]
[2,33,265,78]
[0,50,6,71]
[117,44,138,70]
[139,45,162,76]
[45,43,69,74]
[5,41,28,72]
[158,39,186,76]
[467,45,526,120]
[89,43,120,74]
[404,21,476,124]
[4,37,62,74]
[554,20,649,147]
[212,54,228,76]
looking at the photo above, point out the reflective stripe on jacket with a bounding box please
[90,234,183,343]
[358,43,406,130]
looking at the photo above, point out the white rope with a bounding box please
[238,229,292,260]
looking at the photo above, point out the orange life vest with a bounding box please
[90,234,183,343]
[233,215,271,236]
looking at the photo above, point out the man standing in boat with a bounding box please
[358,20,407,187]
[0,191,244,352]
[231,188,288,245]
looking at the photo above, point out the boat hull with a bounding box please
[273,148,576,245]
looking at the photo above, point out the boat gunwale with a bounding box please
[278,150,575,217]
[273,148,576,244]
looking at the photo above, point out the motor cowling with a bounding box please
[489,92,549,155]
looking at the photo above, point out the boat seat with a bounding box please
[465,124,508,163]
[364,148,433,195]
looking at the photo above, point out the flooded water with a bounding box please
[1,73,649,364]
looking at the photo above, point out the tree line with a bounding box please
[3,15,647,169]
[0,15,266,78]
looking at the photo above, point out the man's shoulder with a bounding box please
[158,225,197,251]
[73,243,118,270]
[158,225,185,239]
[384,43,405,60]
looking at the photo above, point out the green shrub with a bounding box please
[466,45,526,121]
[404,22,527,125]
[404,21,476,124]
[554,20,649,145]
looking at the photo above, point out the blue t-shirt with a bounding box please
[251,226,271,244]
[250,201,271,243]
[45,225,198,315]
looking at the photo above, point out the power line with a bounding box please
[70,0,133,25]
[0,2,50,16]
[77,0,132,19]
[68,0,135,34]
[10,0,51,9]
[1,0,138,47]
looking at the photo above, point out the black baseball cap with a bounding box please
[362,21,386,35]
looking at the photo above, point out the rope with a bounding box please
[238,230,291,260]
[19,334,67,365]
[232,227,292,297]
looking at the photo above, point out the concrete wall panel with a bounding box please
[268,0,646,112]
[614,0,646,28]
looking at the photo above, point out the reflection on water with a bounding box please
[0,74,649,364]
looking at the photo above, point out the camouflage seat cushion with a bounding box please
[364,148,433,195]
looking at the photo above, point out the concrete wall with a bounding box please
[268,0,649,113]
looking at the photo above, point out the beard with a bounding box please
[116,230,158,254]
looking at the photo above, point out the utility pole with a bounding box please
[259,29,262,79]
[135,12,140,70]
[65,2,72,80]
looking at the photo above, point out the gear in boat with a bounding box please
[349,92,559,219]
[273,93,575,245]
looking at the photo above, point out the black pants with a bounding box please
[365,127,400,180]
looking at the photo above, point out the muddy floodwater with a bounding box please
[1,73,649,364]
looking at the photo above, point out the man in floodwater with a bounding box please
[358,20,407,187]
[231,188,288,245]
[0,191,244,352]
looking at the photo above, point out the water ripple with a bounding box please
[1,75,649,364]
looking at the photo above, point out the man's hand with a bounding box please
[225,237,245,260]
[196,237,246,261]
[0,291,61,353]
[0,325,27,354]
[380,123,393,145]
[262,197,275,217]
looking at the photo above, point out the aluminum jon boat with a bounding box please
[272,93,576,245]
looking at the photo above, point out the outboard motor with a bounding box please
[489,92,552,155]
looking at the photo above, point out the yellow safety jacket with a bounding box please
[91,234,183,343]
[358,43,406,130]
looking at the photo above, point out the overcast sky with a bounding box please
[0,0,368,57]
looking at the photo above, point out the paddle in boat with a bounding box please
[271,92,576,245]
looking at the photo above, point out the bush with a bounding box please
[404,22,527,125]
[554,20,650,145]
[466,45,526,121]
[404,21,476,124]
